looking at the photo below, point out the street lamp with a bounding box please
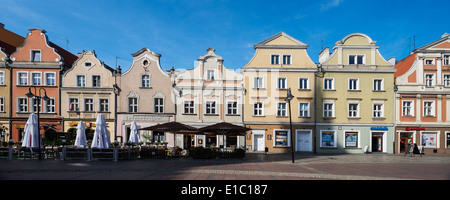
[25,86,50,160]
[285,88,295,163]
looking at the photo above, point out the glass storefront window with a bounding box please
[345,132,358,147]
[320,130,336,148]
[274,130,289,147]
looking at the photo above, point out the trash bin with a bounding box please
[265,147,268,153]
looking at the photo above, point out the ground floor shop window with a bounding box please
[447,132,450,149]
[344,131,358,148]
[422,132,437,148]
[320,130,336,148]
[274,129,289,147]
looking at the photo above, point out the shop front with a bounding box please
[245,124,314,153]
[116,114,174,146]
[316,125,394,154]
[395,126,450,154]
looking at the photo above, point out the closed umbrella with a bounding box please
[74,121,87,147]
[91,114,111,148]
[128,121,140,144]
[21,113,41,148]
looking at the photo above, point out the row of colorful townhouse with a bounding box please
[1,24,449,154]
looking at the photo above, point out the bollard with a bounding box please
[113,147,118,162]
[8,146,13,160]
[87,147,92,161]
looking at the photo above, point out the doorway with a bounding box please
[296,130,312,152]
[399,132,413,153]
[252,130,265,151]
[372,133,383,152]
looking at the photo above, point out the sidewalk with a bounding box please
[1,152,449,180]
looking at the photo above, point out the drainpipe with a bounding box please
[4,57,12,142]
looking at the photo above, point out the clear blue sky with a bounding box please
[1,0,449,72]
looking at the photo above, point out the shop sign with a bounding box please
[405,127,425,131]
[370,126,388,131]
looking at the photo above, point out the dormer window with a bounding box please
[349,55,365,65]
[207,70,215,80]
[142,59,149,67]
[31,50,41,62]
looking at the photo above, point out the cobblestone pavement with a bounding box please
[1,152,449,180]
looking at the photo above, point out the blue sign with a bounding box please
[371,126,388,131]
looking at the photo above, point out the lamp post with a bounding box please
[25,86,50,161]
[285,88,295,163]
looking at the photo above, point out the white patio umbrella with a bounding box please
[128,121,140,144]
[91,114,111,148]
[21,113,41,148]
[74,121,87,147]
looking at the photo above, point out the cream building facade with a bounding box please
[317,33,396,154]
[242,32,317,153]
[61,50,117,143]
[116,48,175,146]
[174,48,244,149]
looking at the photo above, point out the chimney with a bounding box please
[319,47,330,64]
[0,23,4,29]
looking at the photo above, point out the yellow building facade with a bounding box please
[317,33,396,153]
[243,32,317,153]
[0,49,10,142]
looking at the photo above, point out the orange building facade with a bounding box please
[394,33,450,154]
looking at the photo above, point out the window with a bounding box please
[320,130,336,148]
[31,50,41,62]
[349,55,364,65]
[324,78,334,90]
[373,103,384,118]
[207,70,215,80]
[278,77,287,89]
[422,132,437,148]
[323,103,334,118]
[184,100,195,114]
[443,74,450,87]
[444,55,450,66]
[154,98,163,113]
[31,98,41,113]
[446,132,450,149]
[348,78,359,90]
[45,73,55,86]
[299,102,309,117]
[254,77,264,88]
[92,75,101,87]
[84,98,94,112]
[69,98,79,111]
[77,75,85,87]
[0,71,4,85]
[84,62,92,67]
[253,102,263,116]
[206,101,216,114]
[373,79,383,91]
[45,98,55,113]
[271,55,279,65]
[402,100,414,116]
[345,132,358,148]
[99,99,109,112]
[425,59,434,65]
[274,130,290,147]
[0,97,4,112]
[18,98,28,112]
[423,101,435,117]
[31,73,41,85]
[299,78,308,89]
[277,102,287,117]
[142,75,150,88]
[348,103,359,117]
[129,98,138,113]
[18,72,28,85]
[425,74,434,87]
[227,101,238,115]
[282,55,291,65]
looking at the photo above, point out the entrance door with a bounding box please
[254,135,264,151]
[372,135,383,152]
[400,133,413,153]
[296,130,312,152]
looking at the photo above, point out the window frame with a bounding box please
[425,73,434,87]
[402,100,414,116]
[324,78,334,90]
[205,101,217,114]
[84,98,94,112]
[348,103,360,118]
[423,100,435,117]
[18,97,28,113]
[271,54,280,65]
[99,98,109,112]
[348,54,365,65]
[76,75,86,87]
[298,102,310,117]
[277,102,287,117]
[298,77,309,89]
[30,49,41,62]
[373,78,384,91]
[348,78,359,90]
[92,75,101,87]
[128,97,138,113]
[277,77,287,89]
[282,55,292,65]
[227,100,238,115]
[253,101,264,116]
[154,98,164,113]
[253,76,264,89]
[142,74,150,88]
[45,72,56,86]
[183,100,195,114]
[323,102,335,118]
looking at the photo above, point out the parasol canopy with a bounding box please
[21,113,41,148]
[74,121,87,147]
[91,114,111,148]
[128,121,140,144]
